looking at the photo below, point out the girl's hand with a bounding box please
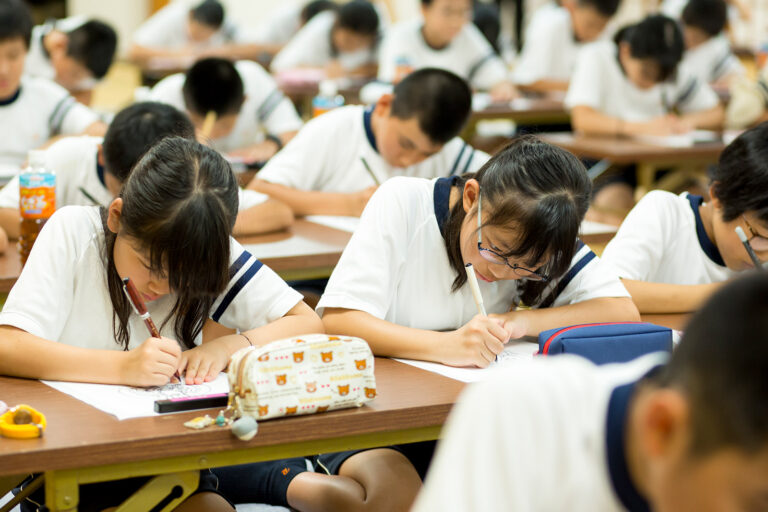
[490,312,530,340]
[347,186,378,216]
[122,336,182,387]
[442,315,512,368]
[179,342,230,385]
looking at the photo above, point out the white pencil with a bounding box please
[465,263,487,316]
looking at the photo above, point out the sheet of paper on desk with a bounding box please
[395,341,539,383]
[633,130,720,148]
[580,220,618,235]
[305,215,360,233]
[244,236,341,259]
[42,373,229,420]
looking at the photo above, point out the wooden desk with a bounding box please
[463,96,570,143]
[0,220,352,294]
[539,132,725,197]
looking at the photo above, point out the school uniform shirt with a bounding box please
[565,41,720,121]
[25,16,88,84]
[681,33,745,85]
[256,105,488,194]
[133,0,246,49]
[377,19,508,91]
[149,60,302,154]
[270,11,377,73]
[0,206,302,350]
[511,3,582,85]
[413,353,666,511]
[660,0,741,23]
[316,176,629,327]
[601,190,736,285]
[0,76,99,176]
[0,135,267,212]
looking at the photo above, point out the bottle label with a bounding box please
[20,173,56,219]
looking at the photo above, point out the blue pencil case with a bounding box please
[538,322,673,365]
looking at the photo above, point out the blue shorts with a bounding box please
[313,441,436,481]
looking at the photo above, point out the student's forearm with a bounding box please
[0,326,126,383]
[203,43,284,60]
[128,44,184,64]
[0,208,19,239]
[232,199,293,236]
[571,106,626,136]
[501,297,640,335]
[241,302,324,348]
[620,279,724,313]
[83,121,107,137]
[518,80,569,93]
[681,104,725,130]
[250,180,360,216]
[322,308,449,361]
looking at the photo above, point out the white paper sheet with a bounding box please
[633,130,720,148]
[579,220,618,236]
[42,373,230,420]
[395,341,539,383]
[244,236,341,260]
[305,215,361,233]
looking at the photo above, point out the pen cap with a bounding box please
[735,226,748,243]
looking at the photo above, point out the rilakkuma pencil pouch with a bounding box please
[538,322,672,365]
[227,334,377,425]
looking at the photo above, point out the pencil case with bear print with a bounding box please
[227,334,377,422]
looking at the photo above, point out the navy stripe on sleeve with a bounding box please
[229,250,252,280]
[213,258,264,322]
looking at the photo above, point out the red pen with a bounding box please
[122,277,183,386]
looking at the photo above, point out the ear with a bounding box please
[709,183,723,211]
[637,389,690,460]
[48,32,69,55]
[618,41,630,60]
[97,144,105,167]
[106,198,123,234]
[462,179,480,214]
[373,93,393,118]
[562,0,576,13]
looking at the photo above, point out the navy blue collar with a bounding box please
[687,194,726,266]
[96,151,106,188]
[606,378,652,512]
[433,176,458,237]
[363,105,378,153]
[0,87,21,106]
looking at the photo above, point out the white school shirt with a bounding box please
[133,0,243,49]
[512,4,582,85]
[149,60,302,154]
[565,41,720,121]
[0,76,99,176]
[256,105,488,194]
[270,11,377,73]
[377,18,508,91]
[25,16,88,84]
[0,206,302,350]
[0,135,267,211]
[660,0,740,23]
[413,353,665,512]
[682,34,744,84]
[601,190,736,285]
[316,177,629,327]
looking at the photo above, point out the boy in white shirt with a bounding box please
[0,102,292,240]
[25,17,117,104]
[0,0,105,176]
[251,68,488,217]
[150,57,302,162]
[415,273,768,512]
[601,123,768,313]
[512,0,621,93]
[678,0,744,86]
[248,1,336,58]
[270,1,380,79]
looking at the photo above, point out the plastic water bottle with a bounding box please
[19,150,55,265]
[312,80,344,118]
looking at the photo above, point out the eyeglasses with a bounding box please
[742,215,768,253]
[476,193,549,282]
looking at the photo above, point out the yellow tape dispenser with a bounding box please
[0,404,46,439]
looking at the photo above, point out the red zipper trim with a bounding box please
[540,322,643,355]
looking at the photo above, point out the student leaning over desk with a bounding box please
[0,137,323,511]
[601,122,768,313]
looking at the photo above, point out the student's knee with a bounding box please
[172,491,234,511]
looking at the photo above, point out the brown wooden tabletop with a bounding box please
[469,97,570,125]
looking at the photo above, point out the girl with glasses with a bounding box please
[602,122,768,313]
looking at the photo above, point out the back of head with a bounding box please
[473,3,501,55]
[682,0,727,37]
[182,57,244,117]
[0,0,32,48]
[301,0,337,25]
[580,0,621,17]
[337,0,379,37]
[120,136,239,300]
[710,122,768,224]
[391,68,472,144]
[615,14,684,82]
[191,0,225,29]
[655,273,768,455]
[103,102,196,182]
[66,20,118,79]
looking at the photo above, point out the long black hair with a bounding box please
[443,136,591,306]
[103,136,239,349]
[614,14,684,83]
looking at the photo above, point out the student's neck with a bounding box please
[626,388,653,503]
[698,201,716,246]
[420,25,449,50]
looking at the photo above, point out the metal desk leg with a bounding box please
[635,162,657,201]
[44,471,79,511]
[115,471,199,512]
